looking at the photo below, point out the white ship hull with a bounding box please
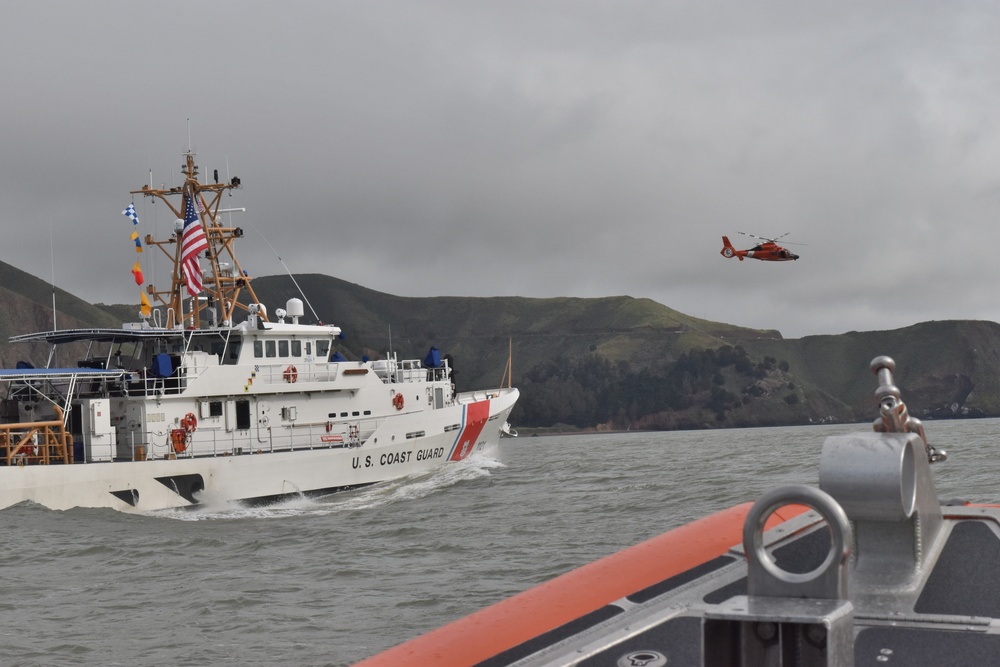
[0,388,517,512]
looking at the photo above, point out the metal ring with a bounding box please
[743,485,851,588]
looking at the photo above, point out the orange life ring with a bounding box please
[170,428,189,454]
[283,365,298,383]
[393,393,404,410]
[181,412,197,433]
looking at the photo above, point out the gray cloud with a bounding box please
[2,1,999,339]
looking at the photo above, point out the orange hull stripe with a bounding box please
[356,501,808,667]
[449,400,490,461]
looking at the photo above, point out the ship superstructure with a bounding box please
[0,152,518,511]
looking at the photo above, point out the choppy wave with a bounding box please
[154,452,505,521]
[4,420,1000,666]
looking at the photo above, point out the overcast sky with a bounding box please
[2,2,999,339]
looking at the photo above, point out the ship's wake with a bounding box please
[155,453,504,521]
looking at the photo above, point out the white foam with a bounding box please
[152,453,504,521]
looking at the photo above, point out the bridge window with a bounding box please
[265,340,276,358]
[253,340,263,358]
[291,340,302,357]
[278,340,289,357]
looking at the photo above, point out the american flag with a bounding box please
[181,192,209,296]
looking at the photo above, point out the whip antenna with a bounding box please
[245,221,321,323]
[220,154,320,323]
[49,217,57,331]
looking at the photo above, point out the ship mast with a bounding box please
[132,151,267,329]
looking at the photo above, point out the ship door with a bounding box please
[228,399,251,432]
[434,387,444,409]
[81,398,114,462]
[69,402,84,461]
[256,401,271,444]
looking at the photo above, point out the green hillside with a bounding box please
[750,320,1000,417]
[1,262,997,431]
[248,274,780,388]
[247,275,1000,429]
[0,262,120,368]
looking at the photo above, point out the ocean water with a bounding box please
[2,418,998,666]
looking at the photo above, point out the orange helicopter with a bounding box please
[720,232,800,261]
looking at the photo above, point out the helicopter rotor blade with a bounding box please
[737,231,794,244]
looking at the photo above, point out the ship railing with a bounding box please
[132,419,376,460]
[0,406,73,466]
[271,362,340,384]
[248,362,344,386]
[457,388,507,403]
[383,364,451,384]
[394,367,426,383]
[255,361,452,386]
[122,361,351,398]
[121,373,186,397]
[260,421,376,452]
[217,358,421,385]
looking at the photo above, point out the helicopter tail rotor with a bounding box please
[720,236,743,260]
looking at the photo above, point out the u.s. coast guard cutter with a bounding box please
[0,151,519,512]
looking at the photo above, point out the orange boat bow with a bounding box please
[356,501,808,666]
